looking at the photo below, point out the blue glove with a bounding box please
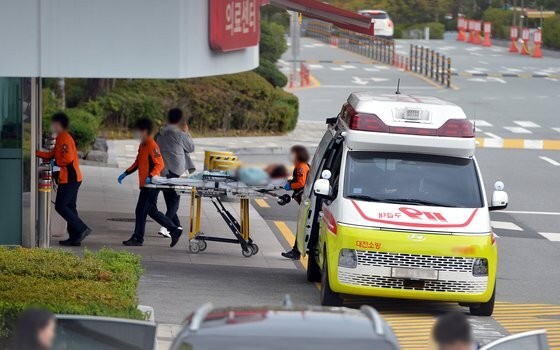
[284,183,291,191]
[145,177,152,185]
[117,172,127,184]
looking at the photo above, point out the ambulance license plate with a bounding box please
[391,267,438,280]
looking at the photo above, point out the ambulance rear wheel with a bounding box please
[469,287,495,316]
[320,257,343,306]
[307,253,321,282]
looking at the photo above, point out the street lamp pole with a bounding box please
[289,11,300,87]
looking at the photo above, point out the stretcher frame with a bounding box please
[147,177,282,257]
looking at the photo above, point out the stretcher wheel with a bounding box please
[189,240,201,254]
[197,240,207,252]
[250,243,259,255]
[241,248,253,258]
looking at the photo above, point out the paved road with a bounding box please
[273,36,560,347]
[285,36,560,140]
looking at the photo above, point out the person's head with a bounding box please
[134,118,154,141]
[50,112,69,135]
[167,108,183,125]
[432,312,474,350]
[13,308,56,350]
[290,145,310,164]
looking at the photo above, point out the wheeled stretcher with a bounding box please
[146,173,285,257]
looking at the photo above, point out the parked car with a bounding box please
[358,10,394,39]
[51,307,550,349]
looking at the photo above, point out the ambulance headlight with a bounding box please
[472,258,488,276]
[338,249,357,268]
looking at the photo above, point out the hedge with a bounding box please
[0,248,144,344]
[543,15,560,50]
[254,58,288,87]
[96,72,298,134]
[395,22,445,39]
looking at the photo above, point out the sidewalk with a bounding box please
[108,120,326,168]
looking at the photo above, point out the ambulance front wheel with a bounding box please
[189,240,200,254]
[320,256,343,307]
[469,287,495,316]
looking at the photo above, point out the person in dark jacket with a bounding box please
[13,308,56,350]
[154,108,195,238]
[432,312,479,350]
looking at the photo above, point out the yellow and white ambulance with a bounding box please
[296,92,508,316]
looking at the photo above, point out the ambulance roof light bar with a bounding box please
[347,107,475,138]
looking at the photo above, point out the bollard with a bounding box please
[435,52,440,81]
[447,57,451,88]
[483,22,492,47]
[520,28,530,55]
[441,55,446,84]
[414,45,418,72]
[430,50,434,79]
[419,46,424,74]
[37,163,52,248]
[424,47,429,76]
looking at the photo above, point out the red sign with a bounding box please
[209,0,260,52]
[483,22,491,34]
[521,28,530,41]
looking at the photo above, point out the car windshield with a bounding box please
[363,12,388,19]
[343,151,483,208]
[180,337,396,350]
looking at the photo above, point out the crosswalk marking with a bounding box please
[341,64,356,69]
[330,67,345,71]
[491,221,523,231]
[514,121,541,128]
[538,232,560,241]
[474,119,493,127]
[308,64,323,69]
[493,302,560,349]
[504,126,532,134]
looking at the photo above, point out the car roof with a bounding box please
[359,10,388,14]
[183,306,388,340]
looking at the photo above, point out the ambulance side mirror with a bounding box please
[314,179,331,198]
[489,181,508,211]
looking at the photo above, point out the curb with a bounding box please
[138,304,155,323]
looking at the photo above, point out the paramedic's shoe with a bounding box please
[170,227,183,247]
[158,227,171,238]
[59,239,80,247]
[122,236,143,246]
[281,249,301,260]
[76,227,92,243]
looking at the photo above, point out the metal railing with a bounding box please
[409,44,451,87]
[305,20,451,87]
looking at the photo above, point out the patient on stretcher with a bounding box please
[152,164,289,188]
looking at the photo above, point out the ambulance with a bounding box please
[296,92,508,316]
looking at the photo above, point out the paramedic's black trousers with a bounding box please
[55,182,88,240]
[134,187,178,243]
[162,172,181,227]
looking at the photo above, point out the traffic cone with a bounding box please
[457,28,466,41]
[472,31,481,45]
[508,38,518,53]
[532,43,543,58]
[520,40,530,55]
[482,32,491,47]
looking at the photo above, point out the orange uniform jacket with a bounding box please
[289,162,310,191]
[126,137,164,187]
[36,131,82,184]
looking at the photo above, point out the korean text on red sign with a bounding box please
[209,0,260,52]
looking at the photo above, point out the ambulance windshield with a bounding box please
[344,152,483,208]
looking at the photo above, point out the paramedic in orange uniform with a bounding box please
[36,113,91,246]
[117,118,183,247]
[281,145,310,260]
